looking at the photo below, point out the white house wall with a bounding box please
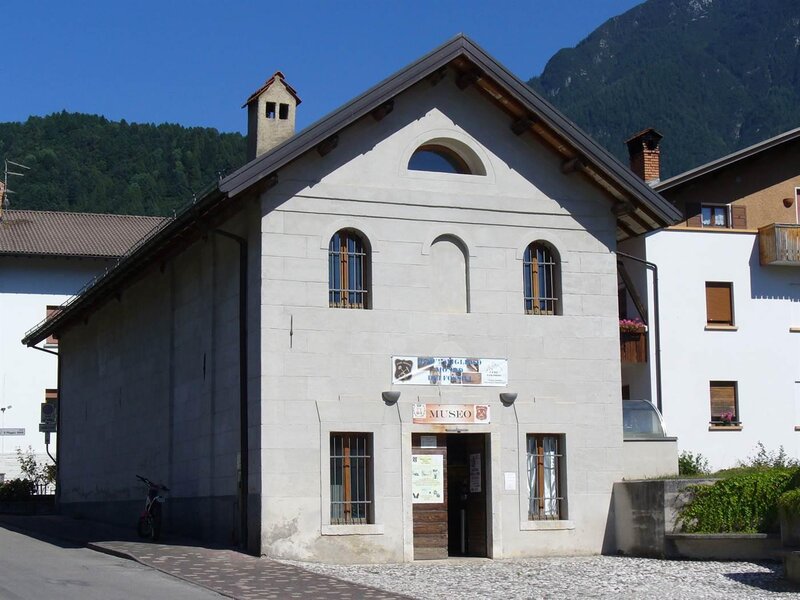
[257,73,625,561]
[638,230,800,470]
[0,256,111,481]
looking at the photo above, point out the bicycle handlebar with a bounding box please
[136,474,169,491]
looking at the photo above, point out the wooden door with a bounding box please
[412,433,448,559]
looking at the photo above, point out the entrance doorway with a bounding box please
[411,433,489,559]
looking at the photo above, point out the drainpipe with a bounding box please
[213,229,249,552]
[615,251,663,414]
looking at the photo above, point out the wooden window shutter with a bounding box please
[731,205,747,229]
[710,382,736,419]
[686,202,702,227]
[705,282,733,325]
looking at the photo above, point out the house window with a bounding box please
[328,229,370,309]
[702,205,729,228]
[705,282,733,326]
[266,101,276,119]
[710,381,739,425]
[527,434,564,520]
[45,305,61,346]
[278,103,289,120]
[523,242,559,315]
[330,433,373,524]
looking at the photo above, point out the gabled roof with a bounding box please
[242,71,302,108]
[23,34,681,347]
[656,126,800,193]
[0,210,166,258]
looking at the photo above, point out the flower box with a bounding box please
[620,332,647,363]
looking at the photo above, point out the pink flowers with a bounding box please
[619,318,646,333]
[720,411,735,424]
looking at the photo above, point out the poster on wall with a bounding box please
[391,356,508,386]
[411,454,444,504]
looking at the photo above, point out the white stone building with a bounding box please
[0,210,163,480]
[619,128,800,470]
[24,36,680,560]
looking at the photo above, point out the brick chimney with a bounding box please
[625,128,663,185]
[242,72,301,161]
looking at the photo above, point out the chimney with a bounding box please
[242,71,301,161]
[625,128,663,185]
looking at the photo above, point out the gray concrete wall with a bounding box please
[621,439,678,480]
[256,71,626,562]
[57,208,262,547]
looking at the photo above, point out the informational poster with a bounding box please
[469,453,481,493]
[411,454,444,504]
[412,403,491,425]
[504,472,517,491]
[392,356,508,386]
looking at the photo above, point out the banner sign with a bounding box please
[412,403,491,425]
[392,356,507,386]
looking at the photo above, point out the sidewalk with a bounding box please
[0,514,410,600]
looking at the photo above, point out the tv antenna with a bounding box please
[2,159,31,221]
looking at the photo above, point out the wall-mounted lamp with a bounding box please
[382,391,401,406]
[499,392,517,407]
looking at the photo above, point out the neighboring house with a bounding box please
[619,127,800,470]
[23,36,680,561]
[0,210,164,481]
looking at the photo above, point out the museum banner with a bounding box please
[391,356,507,386]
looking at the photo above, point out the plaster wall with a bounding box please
[256,73,625,562]
[0,256,111,479]
[56,209,262,546]
[631,229,800,470]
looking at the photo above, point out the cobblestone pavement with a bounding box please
[290,556,800,599]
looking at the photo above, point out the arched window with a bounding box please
[409,144,472,174]
[523,242,560,315]
[407,138,487,176]
[329,229,370,309]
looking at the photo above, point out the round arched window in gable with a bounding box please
[407,138,487,176]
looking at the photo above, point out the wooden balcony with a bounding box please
[620,332,647,363]
[759,223,800,266]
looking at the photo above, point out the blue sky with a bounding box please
[3,1,643,134]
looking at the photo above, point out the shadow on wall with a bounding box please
[748,240,800,301]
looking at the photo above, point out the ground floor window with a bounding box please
[710,381,739,425]
[330,433,373,524]
[527,434,564,520]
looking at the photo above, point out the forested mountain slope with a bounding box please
[529,0,800,178]
[0,112,246,216]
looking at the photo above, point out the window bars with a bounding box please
[329,231,369,308]
[330,433,373,524]
[527,434,563,520]
[524,243,558,315]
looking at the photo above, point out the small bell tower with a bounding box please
[243,71,301,161]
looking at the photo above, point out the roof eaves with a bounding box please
[656,126,800,193]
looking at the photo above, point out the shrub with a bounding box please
[778,489,800,517]
[737,442,799,470]
[677,467,799,533]
[0,478,35,501]
[678,451,709,476]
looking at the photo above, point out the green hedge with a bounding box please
[678,468,800,533]
[0,478,35,501]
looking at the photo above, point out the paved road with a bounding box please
[0,527,224,600]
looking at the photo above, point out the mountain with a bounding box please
[528,0,800,178]
[0,112,246,216]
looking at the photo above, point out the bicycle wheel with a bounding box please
[151,503,162,542]
[137,515,153,539]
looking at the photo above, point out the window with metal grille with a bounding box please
[527,434,564,520]
[523,242,559,315]
[328,230,370,308]
[710,381,739,424]
[330,433,373,524]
